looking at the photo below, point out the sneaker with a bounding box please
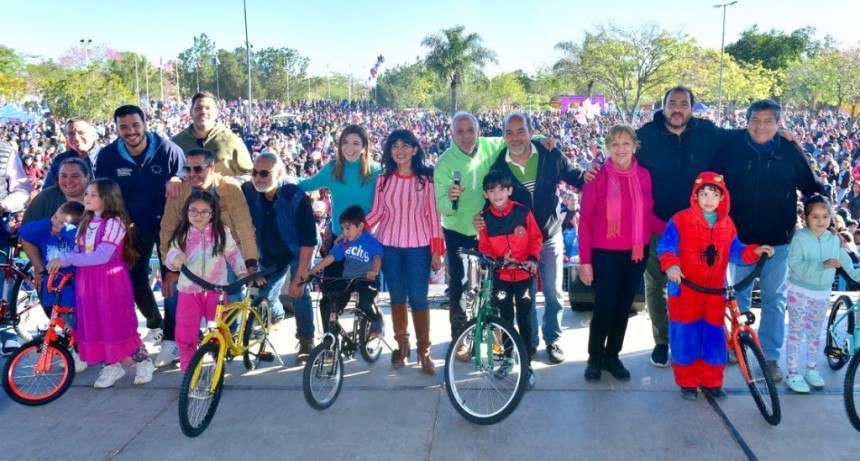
[154,340,179,368]
[2,339,21,355]
[134,359,155,385]
[455,343,472,363]
[143,328,163,346]
[94,364,126,388]
[702,386,728,401]
[803,368,825,389]
[526,367,536,390]
[584,359,601,382]
[650,344,669,367]
[766,360,784,383]
[71,349,88,373]
[603,357,631,381]
[727,349,738,364]
[546,343,565,364]
[495,358,515,379]
[785,374,810,393]
[681,387,698,400]
[369,318,383,339]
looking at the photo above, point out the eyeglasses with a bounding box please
[251,169,271,178]
[187,208,212,218]
[183,164,211,173]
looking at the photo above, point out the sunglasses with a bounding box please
[187,208,212,218]
[252,169,271,178]
[183,164,211,173]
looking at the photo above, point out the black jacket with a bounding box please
[489,141,584,241]
[636,111,733,224]
[712,133,826,246]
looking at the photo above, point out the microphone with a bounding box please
[452,171,461,210]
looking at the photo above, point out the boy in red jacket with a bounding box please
[478,170,542,389]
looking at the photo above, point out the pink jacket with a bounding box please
[165,223,247,294]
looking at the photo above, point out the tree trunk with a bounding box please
[451,80,458,115]
[586,80,594,98]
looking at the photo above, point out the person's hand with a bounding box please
[667,267,683,284]
[823,258,842,269]
[448,183,464,202]
[755,245,775,257]
[165,177,182,199]
[523,260,538,274]
[172,252,187,268]
[431,253,444,271]
[288,276,305,298]
[46,258,63,273]
[366,270,378,281]
[473,213,485,231]
[584,163,600,183]
[579,263,593,286]
[540,137,558,151]
[162,271,179,298]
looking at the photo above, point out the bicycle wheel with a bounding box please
[845,352,860,432]
[357,309,383,363]
[826,295,854,370]
[303,342,343,410]
[243,299,271,370]
[444,316,527,425]
[178,342,224,437]
[11,270,49,342]
[2,339,74,406]
[738,332,781,426]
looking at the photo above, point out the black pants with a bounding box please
[588,247,648,363]
[443,228,478,339]
[492,275,533,366]
[319,279,380,333]
[129,233,163,329]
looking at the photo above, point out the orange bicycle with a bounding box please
[2,272,78,406]
[679,256,781,426]
[0,247,47,341]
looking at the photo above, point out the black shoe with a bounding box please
[680,387,698,400]
[702,386,727,401]
[603,357,631,381]
[584,360,601,382]
[546,343,565,364]
[650,344,669,367]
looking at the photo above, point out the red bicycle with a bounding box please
[0,247,48,341]
[2,272,78,406]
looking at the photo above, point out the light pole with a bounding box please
[79,39,92,66]
[714,1,738,127]
[243,0,253,134]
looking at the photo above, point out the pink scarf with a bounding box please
[604,157,646,261]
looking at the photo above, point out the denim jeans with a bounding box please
[730,244,789,361]
[381,245,431,311]
[443,228,478,339]
[526,232,565,348]
[259,258,314,338]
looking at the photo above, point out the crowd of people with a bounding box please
[1,85,860,398]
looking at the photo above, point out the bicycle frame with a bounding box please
[724,286,765,383]
[472,263,496,369]
[33,273,75,374]
[831,297,860,358]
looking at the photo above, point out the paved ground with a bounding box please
[2,289,859,461]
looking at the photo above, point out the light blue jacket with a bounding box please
[788,228,860,291]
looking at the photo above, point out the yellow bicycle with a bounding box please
[176,266,280,437]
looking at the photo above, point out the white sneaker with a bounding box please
[785,374,810,393]
[154,340,179,368]
[804,368,825,388]
[71,349,88,373]
[143,328,164,346]
[134,359,155,385]
[94,364,126,388]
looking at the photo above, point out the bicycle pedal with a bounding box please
[258,351,275,362]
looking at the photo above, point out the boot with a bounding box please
[413,310,436,375]
[296,336,314,367]
[390,304,410,369]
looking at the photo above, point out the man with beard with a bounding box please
[244,152,318,366]
[95,105,185,336]
[44,119,100,188]
[172,92,253,178]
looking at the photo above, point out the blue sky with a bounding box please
[3,0,859,78]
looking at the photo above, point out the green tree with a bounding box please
[421,25,497,114]
[486,72,527,109]
[671,47,777,110]
[376,60,440,109]
[726,25,818,71]
[253,46,309,101]
[0,46,29,98]
[41,67,134,120]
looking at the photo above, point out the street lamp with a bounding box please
[714,1,738,127]
[243,0,253,134]
[79,39,92,66]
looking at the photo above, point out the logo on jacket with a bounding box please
[151,164,163,175]
[700,244,719,267]
[515,225,525,237]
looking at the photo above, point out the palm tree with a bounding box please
[421,25,497,114]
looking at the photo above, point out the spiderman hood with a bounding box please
[691,171,730,220]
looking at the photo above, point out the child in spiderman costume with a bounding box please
[657,171,774,401]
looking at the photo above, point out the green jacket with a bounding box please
[172,123,253,177]
[433,137,507,236]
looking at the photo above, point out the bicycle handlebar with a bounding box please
[179,265,276,292]
[679,254,769,295]
[457,248,534,273]
[836,267,860,291]
[300,273,377,286]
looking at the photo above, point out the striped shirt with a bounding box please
[365,172,445,254]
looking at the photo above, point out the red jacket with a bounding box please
[478,200,542,282]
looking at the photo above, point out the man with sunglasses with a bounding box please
[156,148,258,367]
[172,91,253,178]
[94,105,186,339]
[245,152,318,366]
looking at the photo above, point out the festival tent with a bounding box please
[692,102,710,112]
[0,105,38,122]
